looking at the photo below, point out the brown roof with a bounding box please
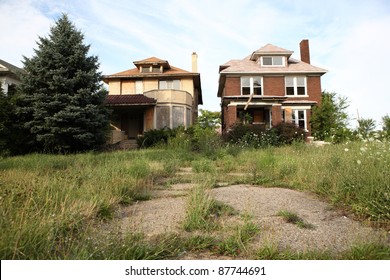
[133,56,170,68]
[106,64,192,78]
[105,94,156,106]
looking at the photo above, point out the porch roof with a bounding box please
[105,94,156,106]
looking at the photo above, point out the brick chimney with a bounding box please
[192,52,198,73]
[300,39,310,64]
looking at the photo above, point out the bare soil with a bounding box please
[113,169,389,259]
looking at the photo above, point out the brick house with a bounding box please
[103,54,202,144]
[217,40,327,135]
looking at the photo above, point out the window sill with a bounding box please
[285,95,309,97]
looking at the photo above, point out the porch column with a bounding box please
[226,104,237,130]
[306,109,312,136]
[271,104,282,127]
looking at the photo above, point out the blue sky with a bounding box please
[1,0,390,128]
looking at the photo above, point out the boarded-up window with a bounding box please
[186,108,191,127]
[159,80,180,90]
[156,107,170,129]
[172,106,184,128]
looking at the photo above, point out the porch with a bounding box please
[105,94,156,144]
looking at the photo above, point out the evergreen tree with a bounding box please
[0,86,11,154]
[17,14,109,153]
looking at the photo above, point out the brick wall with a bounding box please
[271,105,282,126]
[226,105,237,129]
[224,77,240,96]
[307,76,322,105]
[263,76,285,96]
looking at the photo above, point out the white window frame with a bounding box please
[285,76,307,96]
[292,109,307,130]
[261,56,285,66]
[240,76,262,95]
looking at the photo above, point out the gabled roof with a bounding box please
[104,94,156,106]
[133,57,170,69]
[250,44,294,61]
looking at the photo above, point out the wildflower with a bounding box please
[344,148,349,152]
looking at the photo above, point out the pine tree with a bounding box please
[17,14,109,153]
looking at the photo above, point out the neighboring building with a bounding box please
[103,54,202,143]
[0,59,23,94]
[217,40,327,135]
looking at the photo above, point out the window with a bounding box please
[285,76,306,96]
[292,110,306,130]
[152,66,161,73]
[141,66,151,73]
[241,76,262,95]
[135,80,143,94]
[159,80,180,90]
[261,56,284,66]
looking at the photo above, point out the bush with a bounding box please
[224,122,306,147]
[272,122,307,145]
[137,127,178,148]
[224,123,265,144]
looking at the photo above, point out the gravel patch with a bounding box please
[115,182,388,256]
[211,185,388,253]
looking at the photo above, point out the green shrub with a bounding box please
[137,128,178,148]
[272,122,307,145]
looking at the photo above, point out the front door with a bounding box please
[122,114,143,139]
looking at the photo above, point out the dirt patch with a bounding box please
[211,185,387,253]
[113,180,388,258]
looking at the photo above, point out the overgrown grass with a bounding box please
[182,184,236,231]
[0,150,186,259]
[0,140,389,259]
[256,242,390,260]
[277,210,316,229]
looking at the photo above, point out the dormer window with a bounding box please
[261,56,285,66]
[140,65,163,73]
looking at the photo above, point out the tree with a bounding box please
[357,118,376,138]
[16,14,109,153]
[0,86,11,154]
[197,109,221,130]
[382,115,390,137]
[310,91,350,142]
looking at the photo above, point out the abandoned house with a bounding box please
[217,39,327,135]
[103,54,202,145]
